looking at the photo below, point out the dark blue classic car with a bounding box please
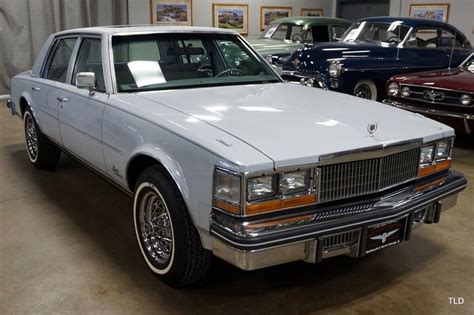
[281,17,472,101]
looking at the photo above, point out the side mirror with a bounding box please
[76,72,96,95]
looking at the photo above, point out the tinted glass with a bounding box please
[72,38,105,92]
[331,25,348,41]
[311,25,330,42]
[261,23,304,41]
[342,21,410,46]
[46,38,77,82]
[112,33,279,92]
[406,28,439,47]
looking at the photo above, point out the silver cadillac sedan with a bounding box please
[7,26,467,288]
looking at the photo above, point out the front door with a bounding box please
[58,36,107,172]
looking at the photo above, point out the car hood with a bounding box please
[392,68,474,92]
[248,38,300,56]
[137,83,452,168]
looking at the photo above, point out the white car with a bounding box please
[7,26,467,287]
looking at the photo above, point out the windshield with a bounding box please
[260,23,304,41]
[342,21,411,46]
[112,33,280,92]
[461,54,474,73]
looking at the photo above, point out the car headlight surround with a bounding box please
[247,174,278,201]
[213,168,241,214]
[419,145,435,166]
[388,82,399,96]
[460,94,471,106]
[280,170,311,195]
[328,62,342,77]
[435,139,452,161]
[211,166,318,216]
[401,86,410,97]
[418,139,453,177]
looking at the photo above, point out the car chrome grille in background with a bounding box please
[319,148,420,202]
[400,84,473,107]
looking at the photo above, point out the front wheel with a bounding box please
[23,108,60,170]
[133,165,211,287]
[353,80,377,100]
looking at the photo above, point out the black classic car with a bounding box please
[281,17,472,101]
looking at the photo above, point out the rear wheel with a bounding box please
[133,165,211,287]
[353,80,377,100]
[23,108,60,170]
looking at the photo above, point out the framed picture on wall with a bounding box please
[300,8,324,17]
[212,3,249,35]
[409,3,450,22]
[260,6,292,31]
[150,0,192,26]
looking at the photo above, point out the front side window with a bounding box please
[342,21,410,46]
[261,23,304,41]
[331,25,348,41]
[112,33,280,92]
[72,38,105,92]
[45,37,77,83]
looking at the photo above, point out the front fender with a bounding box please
[126,144,190,204]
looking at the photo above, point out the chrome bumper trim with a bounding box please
[382,99,474,121]
[211,171,466,270]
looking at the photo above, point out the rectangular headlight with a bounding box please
[213,169,240,206]
[280,170,311,195]
[435,140,451,161]
[419,145,434,165]
[247,175,277,201]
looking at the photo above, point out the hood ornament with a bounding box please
[367,122,378,137]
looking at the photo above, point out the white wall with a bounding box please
[129,0,334,38]
[389,0,474,43]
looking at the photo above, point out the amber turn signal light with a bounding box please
[213,199,241,215]
[418,160,451,177]
[246,194,317,216]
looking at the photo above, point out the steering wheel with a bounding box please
[387,35,400,44]
[215,68,246,77]
[197,64,213,74]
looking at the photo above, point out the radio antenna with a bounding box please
[448,29,456,71]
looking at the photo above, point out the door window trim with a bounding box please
[40,35,80,82]
[69,35,105,93]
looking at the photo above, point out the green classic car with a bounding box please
[248,17,352,61]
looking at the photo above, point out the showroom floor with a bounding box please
[0,100,473,315]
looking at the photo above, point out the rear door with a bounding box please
[32,36,78,144]
[398,27,450,71]
[58,36,108,172]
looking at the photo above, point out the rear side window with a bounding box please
[311,25,330,42]
[331,25,348,41]
[45,37,77,83]
[72,38,105,92]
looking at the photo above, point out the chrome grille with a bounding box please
[400,84,473,108]
[319,148,420,202]
[323,231,360,249]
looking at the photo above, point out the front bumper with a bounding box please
[210,171,466,270]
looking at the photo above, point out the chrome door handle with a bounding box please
[56,97,68,102]
[31,87,40,91]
